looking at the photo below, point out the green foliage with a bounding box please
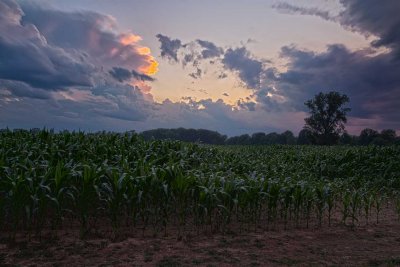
[304,91,351,145]
[141,128,227,144]
[0,129,399,240]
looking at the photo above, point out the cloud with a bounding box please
[188,68,202,79]
[338,0,400,55]
[155,36,266,89]
[222,47,263,89]
[156,34,183,62]
[196,39,224,59]
[3,0,400,135]
[95,91,150,122]
[131,70,155,82]
[218,72,228,79]
[0,0,161,130]
[236,99,256,111]
[150,98,285,136]
[156,36,225,80]
[263,0,400,131]
[252,88,285,112]
[274,1,400,57]
[109,67,155,82]
[21,2,158,75]
[0,0,95,90]
[0,0,161,114]
[109,67,132,82]
[1,86,298,136]
[153,20,400,132]
[0,0,20,23]
[182,53,196,66]
[0,92,148,131]
[272,2,337,22]
[0,79,51,100]
[0,0,158,98]
[268,43,400,130]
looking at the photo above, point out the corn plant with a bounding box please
[70,164,101,238]
[1,129,399,241]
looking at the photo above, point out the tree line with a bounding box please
[3,92,398,146]
[142,91,398,146]
[140,127,399,146]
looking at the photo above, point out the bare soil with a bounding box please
[1,209,400,266]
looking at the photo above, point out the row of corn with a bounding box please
[0,129,399,240]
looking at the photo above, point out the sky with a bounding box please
[1,0,400,136]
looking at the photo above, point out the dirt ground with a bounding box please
[1,211,400,266]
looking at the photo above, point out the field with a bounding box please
[1,130,400,266]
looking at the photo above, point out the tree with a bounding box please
[280,130,296,145]
[297,128,313,145]
[251,132,267,145]
[358,128,379,145]
[265,132,279,144]
[380,129,396,144]
[226,134,251,145]
[339,132,354,145]
[304,91,351,145]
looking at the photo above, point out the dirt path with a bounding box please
[2,218,400,267]
[2,207,400,266]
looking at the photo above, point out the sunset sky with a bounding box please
[1,0,399,135]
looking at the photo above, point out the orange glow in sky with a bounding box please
[136,46,151,55]
[140,58,159,75]
[115,33,158,75]
[118,34,159,75]
[120,33,142,45]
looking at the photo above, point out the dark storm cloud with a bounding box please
[0,0,160,130]
[196,40,224,59]
[339,0,400,55]
[0,79,51,100]
[156,34,183,62]
[21,2,157,74]
[0,0,21,22]
[222,47,263,89]
[96,98,148,122]
[252,87,284,112]
[273,44,400,123]
[274,1,400,57]
[131,70,155,82]
[237,99,256,111]
[61,83,151,123]
[109,67,132,82]
[0,41,94,89]
[268,0,400,129]
[2,1,287,135]
[20,2,115,51]
[109,67,155,82]
[0,0,157,103]
[0,85,150,131]
[0,0,94,90]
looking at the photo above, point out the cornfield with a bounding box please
[1,129,399,240]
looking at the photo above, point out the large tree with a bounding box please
[297,128,313,145]
[304,91,351,145]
